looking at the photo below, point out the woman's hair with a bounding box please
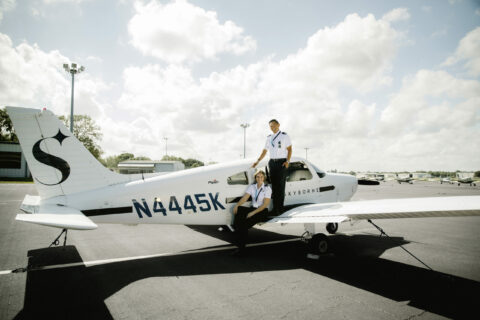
[254,169,266,178]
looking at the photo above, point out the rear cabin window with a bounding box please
[227,171,248,185]
[287,162,313,182]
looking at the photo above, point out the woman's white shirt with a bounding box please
[245,183,272,208]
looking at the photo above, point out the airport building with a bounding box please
[411,172,432,179]
[0,141,31,179]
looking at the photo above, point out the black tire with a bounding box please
[310,234,329,254]
[326,223,338,234]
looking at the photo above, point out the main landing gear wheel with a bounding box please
[326,223,338,234]
[309,233,330,255]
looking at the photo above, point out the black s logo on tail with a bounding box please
[32,129,71,185]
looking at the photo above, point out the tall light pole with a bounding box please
[163,137,168,156]
[304,147,310,161]
[63,63,85,133]
[240,123,249,159]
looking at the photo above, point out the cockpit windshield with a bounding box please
[310,162,326,178]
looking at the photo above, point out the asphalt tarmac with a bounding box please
[0,181,479,319]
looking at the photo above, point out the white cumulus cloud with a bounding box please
[0,32,109,119]
[42,0,90,4]
[442,27,480,76]
[376,69,480,170]
[128,0,256,63]
[0,0,16,22]
[382,7,410,23]
[112,9,407,165]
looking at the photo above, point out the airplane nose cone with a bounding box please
[333,174,357,201]
[351,175,358,195]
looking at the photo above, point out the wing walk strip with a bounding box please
[0,238,300,275]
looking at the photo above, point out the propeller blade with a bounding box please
[357,179,380,185]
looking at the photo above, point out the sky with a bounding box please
[0,0,479,172]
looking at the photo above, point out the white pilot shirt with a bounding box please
[264,131,292,159]
[246,183,272,208]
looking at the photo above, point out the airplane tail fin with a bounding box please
[6,107,129,199]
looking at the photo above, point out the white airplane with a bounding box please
[6,107,480,255]
[440,177,454,185]
[396,173,414,184]
[455,172,477,187]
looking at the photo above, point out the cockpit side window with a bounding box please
[227,171,249,185]
[286,162,313,182]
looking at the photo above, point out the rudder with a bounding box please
[6,107,129,199]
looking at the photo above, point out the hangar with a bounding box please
[0,141,30,179]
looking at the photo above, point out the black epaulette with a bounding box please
[267,134,272,137]
[282,132,287,135]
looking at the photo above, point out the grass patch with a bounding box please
[0,177,34,183]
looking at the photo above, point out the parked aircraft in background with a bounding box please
[396,173,414,184]
[440,177,454,184]
[6,107,480,255]
[456,172,477,187]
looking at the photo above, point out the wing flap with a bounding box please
[266,196,480,224]
[269,215,348,224]
[16,205,98,230]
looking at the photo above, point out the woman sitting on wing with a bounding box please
[232,169,272,255]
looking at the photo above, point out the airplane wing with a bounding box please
[267,196,480,224]
[16,204,98,230]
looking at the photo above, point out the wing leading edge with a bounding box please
[267,196,480,224]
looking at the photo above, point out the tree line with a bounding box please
[1,108,478,176]
[0,108,204,170]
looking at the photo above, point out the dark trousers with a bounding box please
[269,158,287,215]
[233,206,269,250]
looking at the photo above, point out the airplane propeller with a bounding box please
[357,179,380,185]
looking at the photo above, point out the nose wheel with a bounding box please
[309,233,330,255]
[326,223,338,234]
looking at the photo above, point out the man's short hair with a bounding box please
[269,119,279,124]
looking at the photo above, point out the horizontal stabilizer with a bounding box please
[20,194,41,213]
[16,205,98,230]
[267,196,480,224]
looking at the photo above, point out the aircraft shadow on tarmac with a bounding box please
[14,228,479,320]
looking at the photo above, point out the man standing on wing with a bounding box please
[252,119,292,215]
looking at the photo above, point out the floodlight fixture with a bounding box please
[63,63,85,132]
